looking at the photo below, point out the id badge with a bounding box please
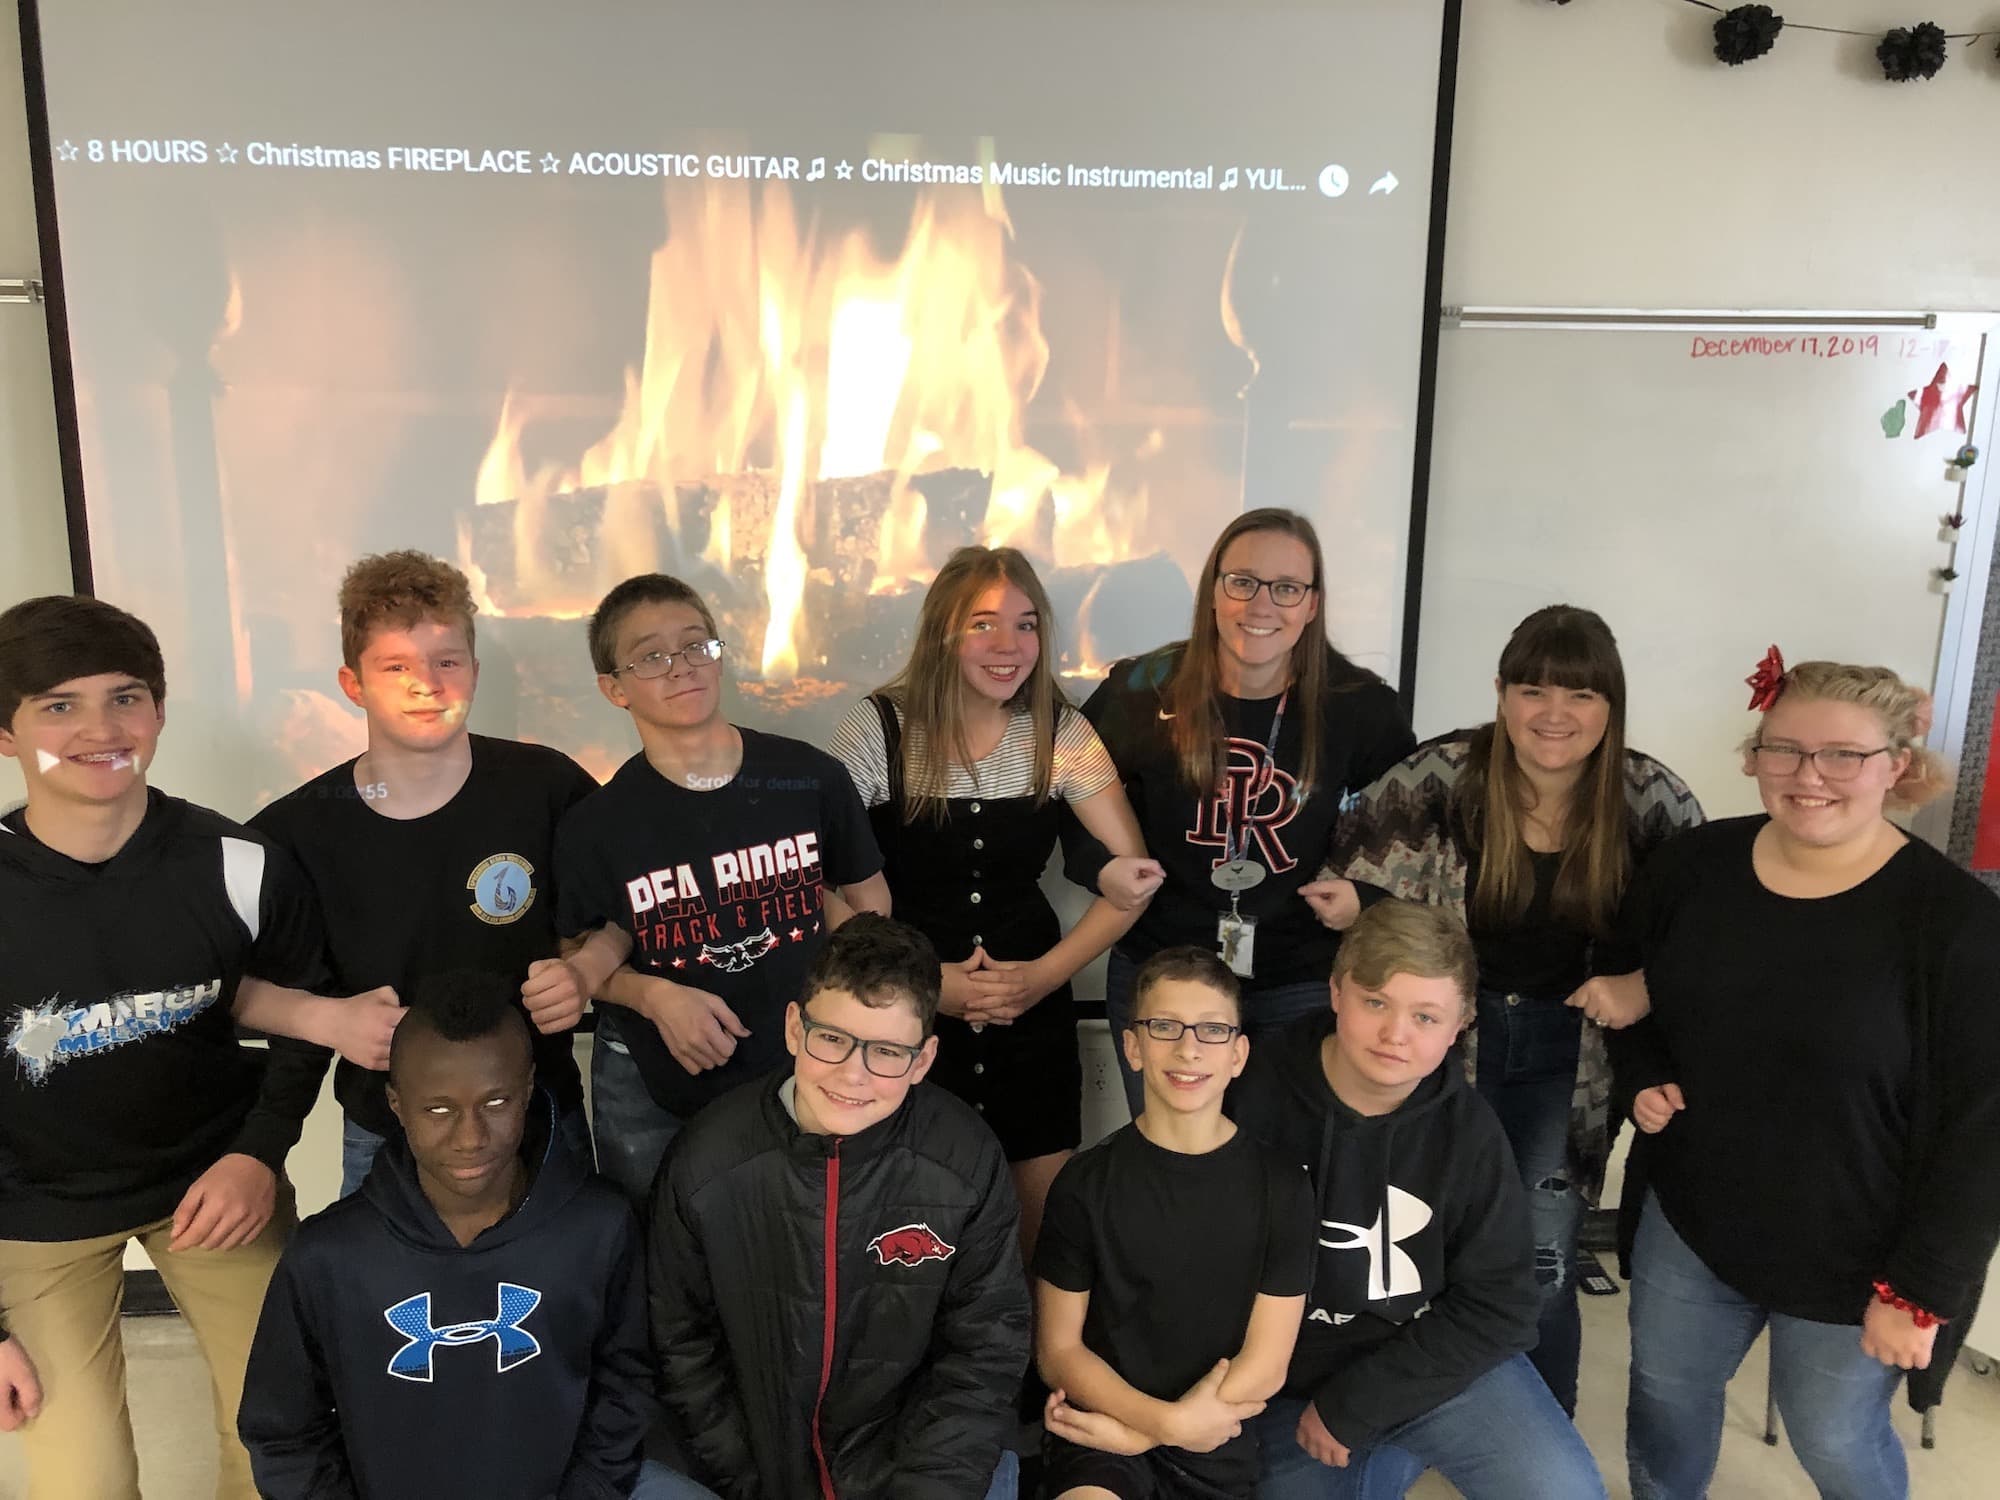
[1217,912,1257,978]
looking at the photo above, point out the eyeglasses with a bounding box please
[1750,744,1895,780]
[1218,573,1315,608]
[798,1008,925,1078]
[1129,1017,1243,1045]
[615,638,725,680]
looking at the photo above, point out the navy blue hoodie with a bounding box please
[238,1097,652,1499]
[1232,1011,1537,1450]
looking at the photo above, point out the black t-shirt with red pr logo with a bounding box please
[1067,644,1414,988]
[554,727,883,1118]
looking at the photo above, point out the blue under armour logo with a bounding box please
[383,1282,542,1383]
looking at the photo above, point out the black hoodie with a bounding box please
[1231,1012,1537,1450]
[0,790,328,1242]
[238,1095,653,1500]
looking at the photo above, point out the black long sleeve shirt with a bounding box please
[1608,817,2000,1323]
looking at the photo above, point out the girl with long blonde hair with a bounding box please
[828,546,1157,1251]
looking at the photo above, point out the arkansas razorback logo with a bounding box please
[866,1223,957,1267]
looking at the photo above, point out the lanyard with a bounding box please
[1222,688,1288,868]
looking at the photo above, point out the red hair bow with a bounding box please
[1745,645,1787,712]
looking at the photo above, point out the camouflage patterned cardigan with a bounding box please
[1320,732,1704,1205]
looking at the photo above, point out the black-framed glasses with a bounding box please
[1218,572,1315,608]
[615,638,725,680]
[1750,744,1895,781]
[798,1007,925,1078]
[1129,1017,1242,1045]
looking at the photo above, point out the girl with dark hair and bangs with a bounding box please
[829,546,1156,1253]
[1063,509,1414,1116]
[1303,604,1703,1415]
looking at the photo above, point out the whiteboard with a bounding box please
[1416,315,1998,820]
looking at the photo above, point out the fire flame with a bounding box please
[472,175,1151,680]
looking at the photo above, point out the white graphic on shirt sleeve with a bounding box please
[7,979,225,1083]
[1317,1184,1434,1301]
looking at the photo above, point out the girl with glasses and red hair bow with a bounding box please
[1606,652,2000,1500]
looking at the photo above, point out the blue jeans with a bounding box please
[1104,946,1329,1117]
[1253,1355,1606,1499]
[1626,1193,1906,1500]
[591,1008,686,1205]
[339,1102,595,1198]
[1471,987,1586,1415]
[632,1450,1019,1498]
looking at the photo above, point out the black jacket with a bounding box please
[239,1097,652,1499]
[1232,1012,1537,1450]
[648,1074,1030,1499]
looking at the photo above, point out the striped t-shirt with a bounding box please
[828,697,1120,811]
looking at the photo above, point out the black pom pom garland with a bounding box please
[1876,22,1949,82]
[1713,5,1785,66]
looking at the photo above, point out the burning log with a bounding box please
[464,482,686,616]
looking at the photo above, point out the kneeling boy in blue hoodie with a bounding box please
[239,972,653,1499]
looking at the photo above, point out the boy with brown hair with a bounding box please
[0,593,397,1500]
[1034,945,1313,1499]
[645,913,1029,1498]
[1231,899,1606,1498]
[553,572,889,1201]
[251,551,601,1193]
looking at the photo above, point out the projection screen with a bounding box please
[29,0,1458,810]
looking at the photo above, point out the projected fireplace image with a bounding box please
[447,176,1320,762]
[39,0,1446,817]
[67,161,1417,800]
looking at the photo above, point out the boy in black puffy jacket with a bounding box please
[646,914,1030,1499]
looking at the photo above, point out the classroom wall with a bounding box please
[1447,0,2000,310]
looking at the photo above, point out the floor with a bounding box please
[3,1286,1998,1498]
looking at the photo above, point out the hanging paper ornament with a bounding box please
[1714,6,1784,66]
[1877,23,1948,81]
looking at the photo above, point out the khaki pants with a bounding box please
[0,1196,294,1500]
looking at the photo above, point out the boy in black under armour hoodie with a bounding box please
[239,973,653,1500]
[1230,900,1607,1497]
[647,915,1030,1500]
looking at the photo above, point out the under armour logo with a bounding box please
[1318,1185,1433,1301]
[384,1282,542,1383]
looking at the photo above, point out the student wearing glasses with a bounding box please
[1033,946,1311,1500]
[1607,656,2000,1500]
[829,546,1158,1256]
[1063,510,1413,1114]
[645,915,1030,1500]
[553,574,890,1203]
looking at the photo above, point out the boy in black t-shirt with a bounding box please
[557,573,889,1202]
[251,552,601,1195]
[1035,946,1312,1500]
[0,595,399,1500]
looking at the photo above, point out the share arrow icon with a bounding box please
[1369,171,1398,196]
